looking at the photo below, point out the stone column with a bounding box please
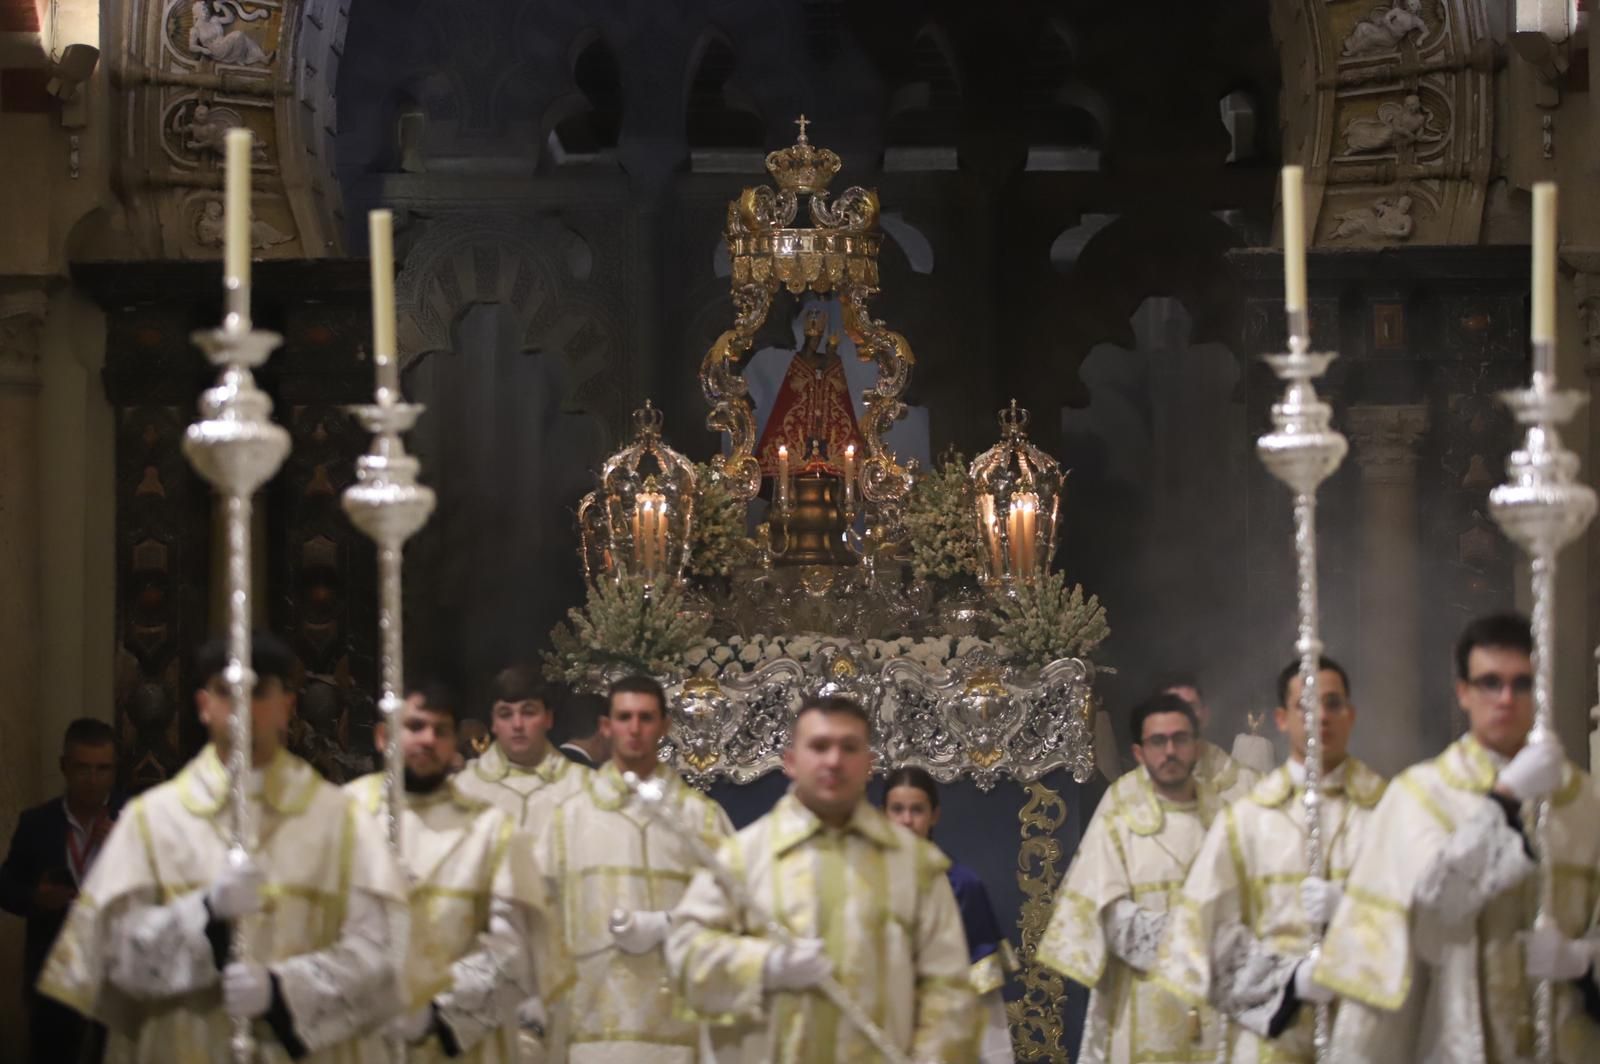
[1346,403,1428,775]
[1570,253,1600,770]
[0,281,47,1047]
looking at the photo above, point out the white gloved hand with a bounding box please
[518,996,548,1033]
[610,910,672,955]
[207,853,265,920]
[388,1005,435,1044]
[1523,926,1596,981]
[222,961,272,1018]
[1497,740,1564,802]
[762,937,833,991]
[1299,876,1342,926]
[1293,958,1334,1004]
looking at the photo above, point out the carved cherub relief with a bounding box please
[1342,0,1428,57]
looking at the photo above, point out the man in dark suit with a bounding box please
[553,692,609,769]
[0,718,120,1063]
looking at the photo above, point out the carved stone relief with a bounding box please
[1273,0,1495,246]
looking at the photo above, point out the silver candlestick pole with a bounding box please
[182,280,291,1064]
[1488,352,1595,1064]
[342,210,434,1064]
[1257,305,1347,1060]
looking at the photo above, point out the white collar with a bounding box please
[1287,758,1348,789]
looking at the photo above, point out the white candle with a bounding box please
[1531,182,1557,370]
[1282,165,1307,313]
[776,446,790,513]
[224,128,253,325]
[842,444,856,510]
[1009,493,1038,578]
[368,210,398,397]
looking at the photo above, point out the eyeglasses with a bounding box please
[1466,674,1533,696]
[1139,732,1195,752]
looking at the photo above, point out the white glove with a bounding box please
[388,1005,435,1044]
[207,854,265,920]
[610,909,672,955]
[762,937,833,991]
[518,996,548,1034]
[1293,958,1334,1004]
[1497,740,1564,802]
[222,961,272,1018]
[1523,926,1596,981]
[1299,876,1342,926]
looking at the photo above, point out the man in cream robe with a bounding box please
[38,634,408,1063]
[1162,674,1260,804]
[453,665,588,829]
[535,675,734,1062]
[1157,657,1386,1063]
[345,684,565,1063]
[1316,614,1600,1063]
[667,694,978,1063]
[1038,691,1223,1064]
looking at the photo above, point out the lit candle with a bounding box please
[631,501,645,574]
[843,444,856,511]
[976,494,1001,579]
[1008,493,1038,578]
[655,499,669,572]
[223,128,253,328]
[368,209,398,399]
[1531,182,1557,374]
[1282,165,1307,314]
[637,496,656,576]
[776,446,790,514]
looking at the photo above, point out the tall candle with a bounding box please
[776,446,790,513]
[842,444,856,510]
[978,494,1003,580]
[1282,165,1307,313]
[1531,182,1557,371]
[1010,493,1038,578]
[368,210,398,397]
[631,504,644,574]
[224,128,253,325]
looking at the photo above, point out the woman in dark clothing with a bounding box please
[882,766,1016,1064]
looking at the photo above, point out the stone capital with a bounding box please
[1346,403,1429,484]
[0,282,51,391]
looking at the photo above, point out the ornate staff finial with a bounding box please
[794,113,810,143]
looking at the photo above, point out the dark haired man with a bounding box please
[455,666,587,827]
[536,674,733,1062]
[1160,671,1260,803]
[554,693,609,770]
[667,695,977,1063]
[346,683,564,1063]
[1159,656,1387,1062]
[1,718,121,1063]
[37,633,407,1063]
[1318,613,1600,1061]
[1038,692,1223,1062]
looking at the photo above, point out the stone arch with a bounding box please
[683,27,765,149]
[395,214,623,432]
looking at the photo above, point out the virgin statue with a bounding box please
[755,307,866,477]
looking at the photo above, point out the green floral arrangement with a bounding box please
[903,449,985,583]
[995,571,1110,669]
[687,462,747,579]
[543,569,711,684]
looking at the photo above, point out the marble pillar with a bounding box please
[1346,403,1428,775]
[0,280,47,1049]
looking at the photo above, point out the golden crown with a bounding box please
[765,115,842,195]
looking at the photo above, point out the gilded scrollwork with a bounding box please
[703,119,912,508]
[1011,780,1072,1061]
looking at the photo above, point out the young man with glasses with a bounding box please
[1315,613,1600,1062]
[1037,691,1223,1063]
[1157,656,1387,1062]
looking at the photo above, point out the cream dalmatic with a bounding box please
[344,773,566,1063]
[665,791,980,1063]
[1037,766,1223,1064]
[453,742,588,829]
[535,761,733,1063]
[1196,739,1260,806]
[1314,735,1600,1063]
[39,747,407,1064]
[1156,758,1386,1063]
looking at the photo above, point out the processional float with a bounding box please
[571,118,1098,790]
